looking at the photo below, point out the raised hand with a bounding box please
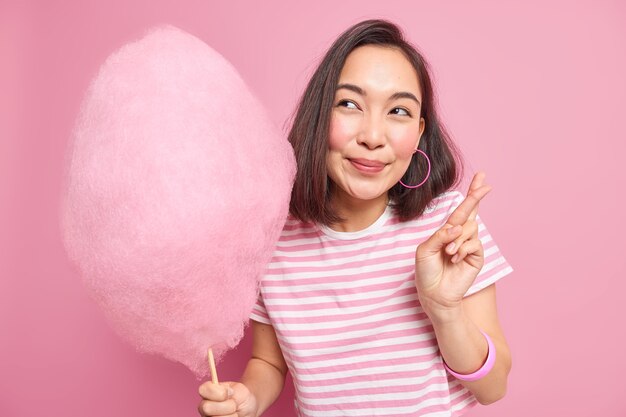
[414,172,492,317]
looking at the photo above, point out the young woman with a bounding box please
[198,19,513,417]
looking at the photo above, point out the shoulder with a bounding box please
[270,213,321,250]
[279,213,317,236]
[427,190,464,215]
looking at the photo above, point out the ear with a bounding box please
[419,117,426,138]
[416,117,426,148]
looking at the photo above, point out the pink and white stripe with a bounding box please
[251,191,513,416]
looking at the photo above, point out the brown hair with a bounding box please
[286,19,464,225]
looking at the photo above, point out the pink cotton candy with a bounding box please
[59,25,295,379]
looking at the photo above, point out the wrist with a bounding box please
[443,329,496,382]
[246,388,262,417]
[419,297,465,326]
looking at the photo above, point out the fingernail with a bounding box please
[227,387,234,397]
[446,242,456,253]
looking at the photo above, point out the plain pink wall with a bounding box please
[2,0,625,416]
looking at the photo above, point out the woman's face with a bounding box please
[327,45,425,203]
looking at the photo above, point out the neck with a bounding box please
[328,189,390,233]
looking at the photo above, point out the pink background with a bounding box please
[2,0,625,415]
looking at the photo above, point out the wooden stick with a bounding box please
[208,347,219,384]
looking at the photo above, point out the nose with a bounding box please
[356,113,386,150]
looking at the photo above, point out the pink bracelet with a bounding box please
[443,330,496,382]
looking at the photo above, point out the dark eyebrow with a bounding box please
[336,83,421,107]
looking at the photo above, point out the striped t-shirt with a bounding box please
[250,190,513,417]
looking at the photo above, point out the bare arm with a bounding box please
[198,320,287,417]
[428,283,512,405]
[413,173,511,404]
[241,320,289,416]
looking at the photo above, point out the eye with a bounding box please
[337,100,359,110]
[390,107,412,117]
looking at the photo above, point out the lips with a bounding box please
[348,158,388,173]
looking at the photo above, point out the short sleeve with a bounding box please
[249,290,271,324]
[445,191,514,297]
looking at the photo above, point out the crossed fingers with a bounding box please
[445,172,492,262]
[447,172,491,228]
